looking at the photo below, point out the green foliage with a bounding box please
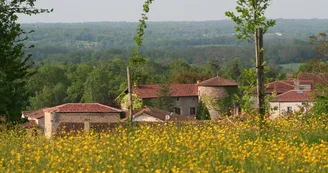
[298,58,328,74]
[66,64,93,102]
[152,84,174,111]
[29,84,67,110]
[196,100,210,120]
[82,68,109,103]
[225,0,276,40]
[310,32,328,58]
[129,0,155,68]
[227,58,242,82]
[235,68,257,115]
[0,0,51,123]
[311,85,328,117]
[121,94,143,111]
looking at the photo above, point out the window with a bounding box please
[287,107,293,114]
[174,107,181,115]
[176,97,180,101]
[190,107,196,115]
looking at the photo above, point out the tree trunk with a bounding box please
[127,66,133,124]
[256,28,265,125]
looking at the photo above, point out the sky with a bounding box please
[19,0,328,23]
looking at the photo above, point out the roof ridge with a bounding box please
[266,80,294,87]
[275,90,295,98]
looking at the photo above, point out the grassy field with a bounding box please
[278,63,303,73]
[1,118,328,172]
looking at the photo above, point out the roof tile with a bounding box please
[198,76,238,87]
[44,103,122,113]
[272,90,312,102]
[265,81,294,94]
[134,84,198,99]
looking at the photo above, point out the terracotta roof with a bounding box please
[284,79,295,85]
[43,103,122,113]
[298,73,328,86]
[198,76,238,87]
[265,81,294,94]
[22,109,45,119]
[133,84,198,99]
[299,80,314,84]
[271,90,312,102]
[133,106,195,122]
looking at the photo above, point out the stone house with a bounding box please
[270,90,313,119]
[198,76,239,120]
[132,106,195,122]
[22,103,122,137]
[132,84,199,116]
[265,73,328,118]
[120,76,239,119]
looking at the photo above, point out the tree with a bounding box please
[298,33,328,74]
[29,83,67,110]
[226,0,276,123]
[228,58,241,82]
[152,84,174,111]
[236,68,257,116]
[0,0,51,123]
[196,100,210,120]
[82,69,109,103]
[298,58,328,74]
[310,33,328,58]
[67,64,93,102]
[311,85,328,116]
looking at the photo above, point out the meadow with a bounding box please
[0,117,328,173]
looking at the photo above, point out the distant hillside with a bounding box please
[22,19,328,65]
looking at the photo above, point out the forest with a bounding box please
[20,19,328,111]
[23,19,328,65]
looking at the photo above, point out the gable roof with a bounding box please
[22,109,45,119]
[198,76,238,87]
[133,84,198,99]
[265,81,295,94]
[133,106,195,122]
[43,103,122,113]
[271,90,312,102]
[23,103,122,119]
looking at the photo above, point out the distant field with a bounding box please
[192,44,235,48]
[278,63,303,73]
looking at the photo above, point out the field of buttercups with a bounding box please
[0,117,328,173]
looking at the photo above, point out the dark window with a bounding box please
[177,97,180,101]
[287,107,293,113]
[190,107,196,115]
[174,107,181,115]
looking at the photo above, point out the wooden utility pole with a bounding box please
[127,66,133,124]
[256,28,265,121]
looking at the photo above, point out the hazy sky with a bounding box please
[19,0,328,23]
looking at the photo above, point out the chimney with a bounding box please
[44,111,58,138]
[286,74,294,80]
[294,79,300,90]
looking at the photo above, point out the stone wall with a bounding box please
[44,112,120,137]
[198,86,228,99]
[270,102,313,119]
[58,112,120,123]
[173,96,198,115]
[198,86,238,120]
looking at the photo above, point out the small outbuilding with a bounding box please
[132,106,195,122]
[22,103,123,137]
